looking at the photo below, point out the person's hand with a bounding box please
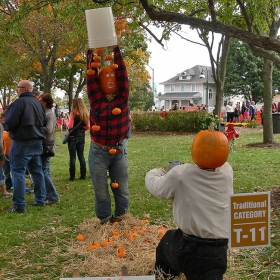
[0,160,5,167]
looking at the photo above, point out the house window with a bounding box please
[191,84,196,92]
[181,84,185,92]
[179,76,187,80]
[170,85,175,92]
[208,88,213,100]
[187,75,191,80]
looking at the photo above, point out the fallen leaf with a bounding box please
[263,260,271,265]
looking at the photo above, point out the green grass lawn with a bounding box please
[0,128,279,279]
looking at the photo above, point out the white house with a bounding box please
[158,65,216,111]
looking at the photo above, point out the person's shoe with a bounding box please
[45,199,60,205]
[31,201,45,207]
[8,205,25,213]
[69,177,75,181]
[79,176,86,180]
[100,215,113,225]
[3,193,13,197]
[110,215,122,224]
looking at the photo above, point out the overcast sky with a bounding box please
[146,26,219,94]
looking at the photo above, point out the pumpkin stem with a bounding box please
[208,124,214,132]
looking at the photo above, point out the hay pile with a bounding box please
[67,213,178,277]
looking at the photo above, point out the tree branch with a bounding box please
[138,0,280,54]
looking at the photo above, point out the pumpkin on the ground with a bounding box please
[191,126,229,169]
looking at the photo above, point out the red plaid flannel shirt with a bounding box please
[86,46,130,145]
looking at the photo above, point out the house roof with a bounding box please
[158,92,202,100]
[159,65,214,84]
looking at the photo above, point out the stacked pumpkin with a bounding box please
[191,125,229,168]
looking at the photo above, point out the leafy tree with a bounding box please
[224,40,264,103]
[0,0,153,109]
[129,81,154,111]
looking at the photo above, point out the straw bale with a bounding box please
[67,213,185,278]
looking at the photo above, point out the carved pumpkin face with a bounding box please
[99,66,117,94]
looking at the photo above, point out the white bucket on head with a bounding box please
[85,7,117,48]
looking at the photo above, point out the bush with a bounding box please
[131,110,215,133]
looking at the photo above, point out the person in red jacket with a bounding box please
[224,123,239,152]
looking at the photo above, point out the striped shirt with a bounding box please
[86,46,130,145]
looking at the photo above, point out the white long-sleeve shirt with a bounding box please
[145,162,233,239]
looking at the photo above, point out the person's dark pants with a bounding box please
[227,112,234,122]
[155,229,227,280]
[67,136,86,179]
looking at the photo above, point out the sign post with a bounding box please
[229,192,270,249]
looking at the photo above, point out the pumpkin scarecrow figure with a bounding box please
[145,128,233,279]
[86,46,130,225]
[224,123,239,152]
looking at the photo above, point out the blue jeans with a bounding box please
[155,229,227,280]
[68,136,86,175]
[3,157,12,189]
[0,166,4,185]
[41,156,59,201]
[88,138,129,220]
[10,140,46,209]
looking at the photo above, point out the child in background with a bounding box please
[224,123,239,152]
[0,112,12,197]
[57,115,64,132]
[0,111,12,191]
[243,108,250,122]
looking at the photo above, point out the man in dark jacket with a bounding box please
[5,80,47,213]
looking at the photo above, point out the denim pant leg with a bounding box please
[109,140,129,217]
[3,157,12,189]
[41,156,59,201]
[0,166,5,185]
[28,154,46,205]
[88,143,111,220]
[76,137,86,171]
[9,142,29,210]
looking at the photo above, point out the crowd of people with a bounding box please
[224,100,260,123]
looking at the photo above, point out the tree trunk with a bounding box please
[262,58,274,143]
[215,36,230,118]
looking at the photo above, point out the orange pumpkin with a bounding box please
[105,55,114,61]
[117,246,127,258]
[111,181,119,188]
[101,238,113,247]
[112,107,121,115]
[87,69,95,75]
[99,66,117,94]
[93,55,101,62]
[91,62,100,68]
[112,229,120,235]
[109,148,117,155]
[191,126,229,169]
[87,241,100,251]
[95,47,103,54]
[111,64,118,70]
[76,235,85,241]
[130,233,139,241]
[92,124,100,132]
